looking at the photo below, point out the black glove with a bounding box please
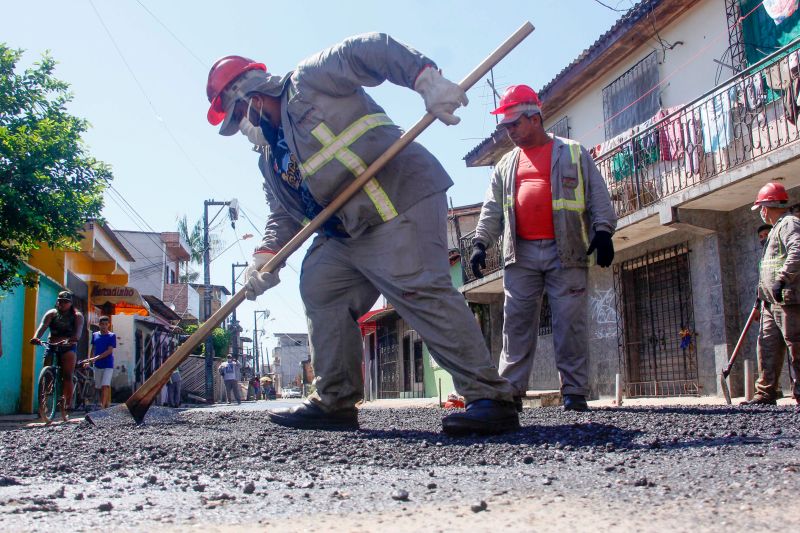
[586,230,614,267]
[772,280,785,303]
[470,243,486,279]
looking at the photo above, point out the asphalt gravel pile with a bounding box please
[1,404,799,531]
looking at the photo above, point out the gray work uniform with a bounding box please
[249,33,514,410]
[474,138,617,397]
[755,214,800,400]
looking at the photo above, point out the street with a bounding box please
[0,400,798,532]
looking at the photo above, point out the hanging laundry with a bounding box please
[784,75,800,124]
[699,86,737,152]
[610,143,634,182]
[739,72,766,112]
[679,108,702,175]
[763,0,799,25]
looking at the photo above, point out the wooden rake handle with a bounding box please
[126,21,536,418]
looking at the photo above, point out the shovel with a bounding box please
[86,21,536,427]
[720,299,760,404]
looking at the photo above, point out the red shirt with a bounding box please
[515,141,554,240]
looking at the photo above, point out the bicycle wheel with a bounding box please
[37,367,58,424]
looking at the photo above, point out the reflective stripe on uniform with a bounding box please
[552,143,590,263]
[551,144,586,212]
[302,113,398,222]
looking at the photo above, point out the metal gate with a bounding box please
[376,323,401,398]
[614,243,699,397]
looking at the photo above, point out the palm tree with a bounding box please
[177,215,203,283]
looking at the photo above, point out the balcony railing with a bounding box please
[596,39,800,219]
[458,230,504,284]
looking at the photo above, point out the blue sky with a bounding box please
[1,0,627,353]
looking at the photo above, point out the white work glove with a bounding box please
[414,66,468,125]
[244,252,281,301]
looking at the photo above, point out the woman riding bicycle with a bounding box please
[30,291,84,411]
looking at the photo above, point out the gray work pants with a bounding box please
[756,303,800,400]
[167,375,182,407]
[499,239,590,397]
[300,192,514,410]
[224,379,241,404]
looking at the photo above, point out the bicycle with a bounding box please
[73,363,95,413]
[34,340,71,423]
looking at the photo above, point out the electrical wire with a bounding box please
[133,0,206,69]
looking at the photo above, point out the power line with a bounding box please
[592,0,628,12]
[133,0,206,68]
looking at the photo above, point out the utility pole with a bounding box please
[230,262,248,363]
[202,198,239,403]
[253,309,270,375]
[253,312,258,378]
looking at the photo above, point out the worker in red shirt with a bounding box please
[470,85,617,412]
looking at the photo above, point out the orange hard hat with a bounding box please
[752,182,789,210]
[206,55,267,128]
[491,84,542,124]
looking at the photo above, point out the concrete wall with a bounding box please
[545,0,730,149]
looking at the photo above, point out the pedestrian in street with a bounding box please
[206,32,518,435]
[167,368,182,408]
[742,182,800,405]
[82,316,115,409]
[470,85,617,412]
[219,355,242,404]
[30,291,84,412]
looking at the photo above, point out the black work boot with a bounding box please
[441,399,520,436]
[267,400,359,431]
[740,395,777,406]
[563,394,589,412]
[513,396,524,413]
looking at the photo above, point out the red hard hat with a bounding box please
[206,55,267,126]
[491,84,542,123]
[752,182,789,210]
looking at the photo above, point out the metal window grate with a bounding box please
[614,243,699,397]
[376,323,400,399]
[602,52,660,139]
[538,294,553,336]
[546,116,570,139]
[725,0,746,74]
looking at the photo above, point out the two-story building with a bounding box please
[461,0,800,399]
[0,221,134,414]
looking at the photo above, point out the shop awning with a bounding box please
[357,306,396,335]
[91,284,150,316]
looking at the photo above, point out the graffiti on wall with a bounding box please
[590,288,618,339]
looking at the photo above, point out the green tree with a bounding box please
[177,215,203,283]
[0,45,110,292]
[182,323,229,357]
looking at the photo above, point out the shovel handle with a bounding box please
[722,301,760,378]
[126,21,535,419]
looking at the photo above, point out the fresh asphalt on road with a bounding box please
[0,399,798,532]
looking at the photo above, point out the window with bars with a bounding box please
[602,52,660,140]
[546,116,570,139]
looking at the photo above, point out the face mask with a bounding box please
[760,206,769,225]
[239,98,278,147]
[239,115,268,146]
